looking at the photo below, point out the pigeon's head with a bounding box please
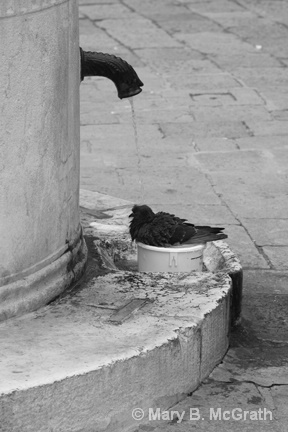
[129,204,155,221]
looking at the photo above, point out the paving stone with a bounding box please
[166,72,242,92]
[201,175,287,219]
[189,88,264,106]
[174,32,256,55]
[139,381,279,431]
[138,52,219,75]
[245,120,288,136]
[221,225,269,269]
[262,246,288,270]
[241,219,288,246]
[243,269,288,294]
[155,13,223,34]
[242,293,288,342]
[194,149,278,175]
[268,148,288,175]
[80,147,191,169]
[80,102,120,125]
[192,137,239,152]
[213,52,282,69]
[194,150,288,218]
[123,0,188,17]
[235,135,288,150]
[253,38,288,58]
[80,123,163,156]
[238,0,288,24]
[116,108,195,124]
[188,0,245,14]
[79,0,118,3]
[190,106,271,122]
[270,386,288,426]
[272,110,288,121]
[79,19,119,52]
[81,166,223,206]
[159,121,250,139]
[230,67,288,89]
[79,4,133,20]
[132,94,192,109]
[218,15,288,47]
[202,10,258,28]
[99,18,181,49]
[210,349,288,387]
[134,47,204,63]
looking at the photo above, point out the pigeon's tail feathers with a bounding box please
[184,233,227,244]
[195,225,226,232]
[183,226,227,245]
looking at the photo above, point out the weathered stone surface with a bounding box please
[123,0,189,17]
[261,246,288,270]
[235,135,288,150]
[0,249,231,432]
[159,120,250,139]
[194,150,288,219]
[243,269,288,294]
[241,219,288,246]
[221,225,270,269]
[156,13,223,34]
[187,0,245,14]
[79,3,133,20]
[174,32,256,55]
[99,17,181,49]
[192,137,239,152]
[190,106,271,122]
[79,19,119,52]
[189,88,264,106]
[245,120,288,136]
[166,72,241,92]
[230,68,288,89]
[213,52,282,69]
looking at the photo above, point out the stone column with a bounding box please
[0,0,87,321]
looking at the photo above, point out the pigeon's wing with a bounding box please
[168,222,197,244]
[150,211,196,245]
[156,211,196,244]
[183,226,227,244]
[157,211,187,224]
[136,213,177,246]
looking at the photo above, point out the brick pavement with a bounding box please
[79,0,288,430]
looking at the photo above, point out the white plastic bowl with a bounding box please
[137,242,205,273]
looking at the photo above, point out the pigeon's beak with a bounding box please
[129,213,133,218]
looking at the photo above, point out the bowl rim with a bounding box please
[136,242,206,253]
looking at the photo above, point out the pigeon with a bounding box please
[129,204,227,247]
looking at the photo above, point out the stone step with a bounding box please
[0,190,242,432]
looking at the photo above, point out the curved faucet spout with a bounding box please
[80,48,143,99]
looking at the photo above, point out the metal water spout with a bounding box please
[80,48,144,99]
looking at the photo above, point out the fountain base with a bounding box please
[0,190,242,432]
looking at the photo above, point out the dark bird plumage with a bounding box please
[129,204,228,247]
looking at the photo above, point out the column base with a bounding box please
[0,227,88,322]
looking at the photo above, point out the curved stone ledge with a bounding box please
[0,191,242,432]
[0,266,231,432]
[0,230,88,322]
